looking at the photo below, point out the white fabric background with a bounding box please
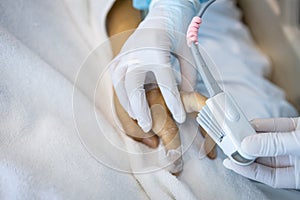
[0,0,299,199]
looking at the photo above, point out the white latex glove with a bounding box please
[110,0,200,132]
[223,117,300,190]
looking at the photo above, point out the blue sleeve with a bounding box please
[133,0,209,10]
[132,0,152,10]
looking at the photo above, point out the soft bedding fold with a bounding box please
[0,0,299,199]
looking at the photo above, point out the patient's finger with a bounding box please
[199,127,217,159]
[146,88,183,174]
[147,88,181,151]
[131,132,159,149]
[114,91,159,148]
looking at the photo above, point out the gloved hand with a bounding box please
[223,117,300,190]
[110,0,200,132]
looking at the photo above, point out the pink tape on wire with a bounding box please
[186,0,216,46]
[186,16,202,46]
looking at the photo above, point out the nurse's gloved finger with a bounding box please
[241,131,300,157]
[250,118,298,132]
[111,61,134,117]
[125,68,152,132]
[155,67,186,123]
[223,158,296,189]
[130,89,152,132]
[256,156,292,168]
[179,56,197,92]
[114,84,133,118]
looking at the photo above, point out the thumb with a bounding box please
[241,131,300,157]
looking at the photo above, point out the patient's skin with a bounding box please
[114,87,217,159]
[114,87,194,150]
[107,0,217,174]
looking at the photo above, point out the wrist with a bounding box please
[139,0,198,33]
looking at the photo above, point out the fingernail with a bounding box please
[141,136,159,148]
[166,149,183,174]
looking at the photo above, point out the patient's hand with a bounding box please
[114,86,217,174]
[107,1,215,175]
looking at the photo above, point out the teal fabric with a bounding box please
[132,0,151,10]
[133,0,209,10]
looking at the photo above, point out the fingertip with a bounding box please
[174,104,186,123]
[241,135,260,155]
[139,118,152,133]
[173,112,186,124]
[250,118,261,131]
[140,123,152,133]
[141,135,159,148]
[223,159,261,182]
[128,88,152,132]
[223,158,232,169]
[159,89,186,124]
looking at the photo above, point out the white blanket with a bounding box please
[0,0,299,199]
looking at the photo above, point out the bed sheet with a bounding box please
[0,0,299,199]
